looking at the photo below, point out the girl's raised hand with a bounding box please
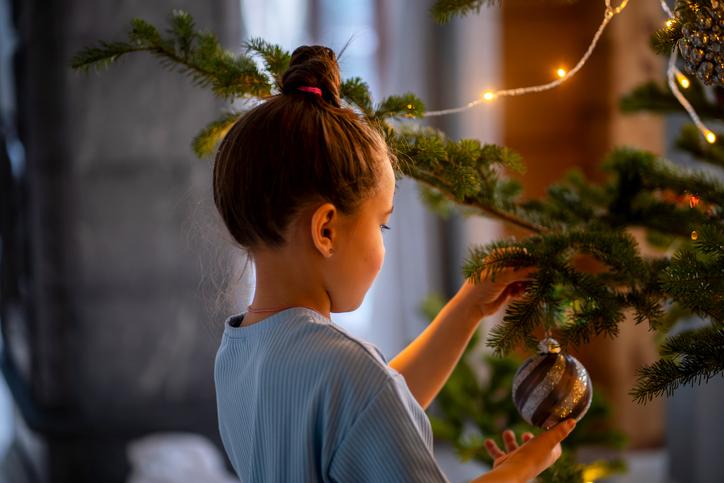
[474,419,576,483]
[453,267,536,320]
[452,247,538,319]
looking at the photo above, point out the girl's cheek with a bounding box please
[375,242,385,273]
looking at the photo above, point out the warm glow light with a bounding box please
[482,90,496,101]
[556,67,567,78]
[665,19,674,28]
[676,71,690,89]
[705,131,717,144]
[582,462,611,482]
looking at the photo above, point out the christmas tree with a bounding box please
[71,0,723,480]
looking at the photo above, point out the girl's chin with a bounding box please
[330,298,366,314]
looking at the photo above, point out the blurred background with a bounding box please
[1,0,722,482]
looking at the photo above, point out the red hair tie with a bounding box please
[298,86,322,97]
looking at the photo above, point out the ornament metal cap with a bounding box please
[538,337,561,354]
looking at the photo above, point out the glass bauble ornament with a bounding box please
[512,337,593,430]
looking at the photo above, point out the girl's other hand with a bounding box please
[478,419,576,483]
[484,429,535,469]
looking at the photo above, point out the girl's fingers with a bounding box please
[527,419,576,454]
[501,266,537,284]
[484,439,506,460]
[506,281,530,298]
[522,432,534,443]
[502,430,518,452]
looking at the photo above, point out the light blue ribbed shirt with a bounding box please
[214,307,450,482]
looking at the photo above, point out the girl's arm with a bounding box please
[389,269,533,410]
[388,285,483,410]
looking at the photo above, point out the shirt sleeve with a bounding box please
[328,378,450,483]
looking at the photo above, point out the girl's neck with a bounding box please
[243,248,331,326]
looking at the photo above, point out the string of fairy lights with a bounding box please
[423,0,718,146]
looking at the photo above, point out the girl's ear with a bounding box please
[310,203,337,258]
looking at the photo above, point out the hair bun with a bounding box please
[281,45,341,107]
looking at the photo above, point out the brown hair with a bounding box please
[212,45,393,251]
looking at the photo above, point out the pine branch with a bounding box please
[340,77,374,117]
[660,230,724,322]
[462,228,658,353]
[650,17,681,55]
[429,0,582,24]
[604,148,724,228]
[429,0,500,23]
[71,11,272,99]
[631,324,724,403]
[374,94,425,120]
[675,125,724,169]
[693,224,724,257]
[486,271,553,355]
[192,111,244,158]
[390,126,546,233]
[244,37,291,88]
[619,81,722,120]
[463,241,537,283]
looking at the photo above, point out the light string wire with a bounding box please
[423,0,630,117]
[660,0,674,18]
[667,48,716,141]
[659,0,717,143]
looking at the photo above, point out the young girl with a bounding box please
[212,45,576,482]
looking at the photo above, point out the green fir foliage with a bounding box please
[429,0,580,24]
[430,0,501,23]
[191,111,243,158]
[71,10,271,99]
[631,324,724,403]
[619,81,722,119]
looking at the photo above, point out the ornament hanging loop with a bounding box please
[538,337,561,354]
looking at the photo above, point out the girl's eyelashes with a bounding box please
[380,224,391,232]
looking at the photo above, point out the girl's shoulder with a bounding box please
[286,314,398,397]
[310,320,393,380]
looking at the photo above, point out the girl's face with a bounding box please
[326,161,396,313]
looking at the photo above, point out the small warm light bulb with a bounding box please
[556,67,567,79]
[691,230,699,240]
[689,194,700,208]
[665,19,674,28]
[406,103,413,109]
[482,90,496,101]
[676,71,690,89]
[705,131,717,144]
